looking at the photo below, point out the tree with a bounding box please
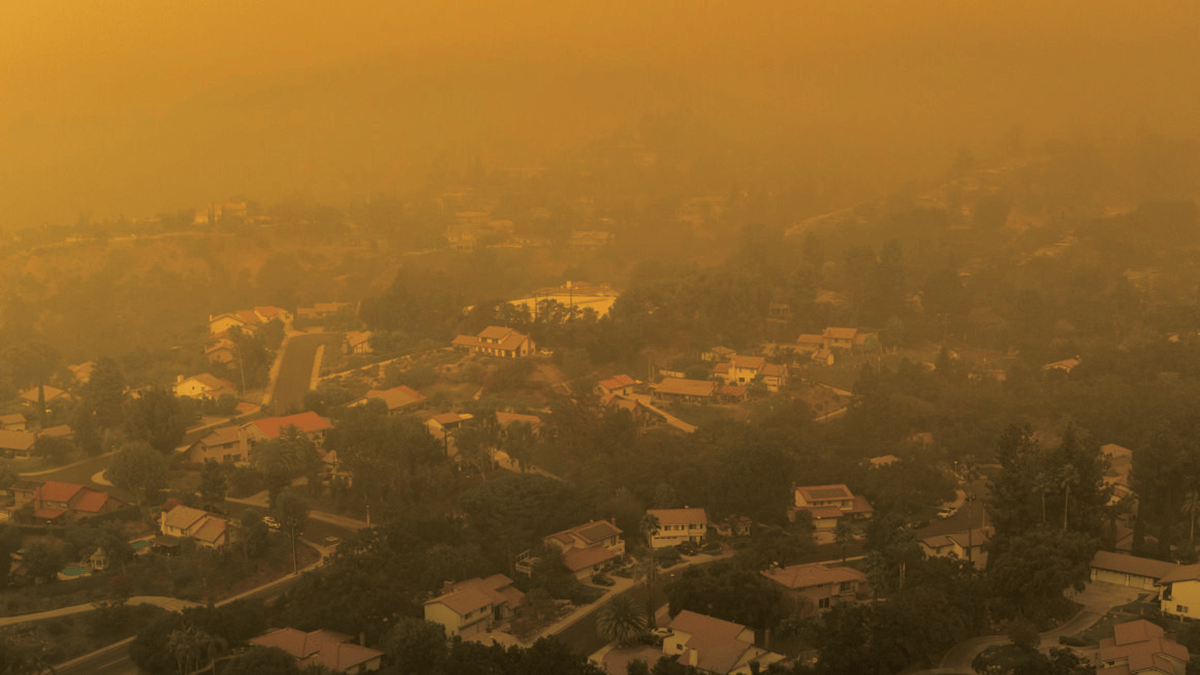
[124,388,187,453]
[222,646,300,675]
[381,618,447,675]
[1059,464,1080,531]
[863,514,922,597]
[199,460,227,509]
[108,441,168,507]
[32,435,72,466]
[641,513,662,621]
[22,540,66,582]
[167,626,227,675]
[7,343,61,427]
[1183,490,1200,545]
[81,356,126,429]
[275,491,310,574]
[834,520,854,564]
[987,527,1097,620]
[596,594,647,646]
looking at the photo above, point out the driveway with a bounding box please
[268,332,341,412]
[926,581,1145,674]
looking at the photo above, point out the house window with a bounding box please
[839,581,853,593]
[818,597,830,609]
[1178,605,1189,614]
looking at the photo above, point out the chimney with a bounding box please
[360,632,366,646]
[443,580,455,593]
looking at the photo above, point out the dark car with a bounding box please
[676,542,699,556]
[592,572,615,587]
[639,628,673,646]
[701,541,722,554]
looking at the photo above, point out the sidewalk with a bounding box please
[630,395,697,433]
[0,595,202,628]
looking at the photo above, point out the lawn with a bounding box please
[669,403,735,428]
[1,603,171,667]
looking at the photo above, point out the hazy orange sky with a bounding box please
[2,0,1197,228]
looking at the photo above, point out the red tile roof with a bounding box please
[70,490,114,513]
[562,545,620,573]
[36,481,86,504]
[598,374,636,391]
[249,411,332,439]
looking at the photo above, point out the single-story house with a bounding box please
[424,575,524,638]
[1097,619,1190,675]
[652,378,717,403]
[204,339,237,365]
[345,331,373,355]
[0,414,26,432]
[646,507,708,549]
[1091,551,1179,592]
[795,334,825,353]
[253,306,291,323]
[596,374,637,397]
[348,385,426,415]
[451,326,536,358]
[173,373,237,400]
[20,386,67,407]
[14,481,125,523]
[760,563,868,611]
[1157,563,1200,620]
[159,505,232,549]
[663,611,786,675]
[249,628,383,674]
[0,430,37,460]
[243,411,333,449]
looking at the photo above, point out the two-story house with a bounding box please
[1157,563,1200,620]
[423,575,524,638]
[243,411,333,450]
[760,563,868,611]
[159,505,232,549]
[789,484,873,543]
[348,385,427,415]
[451,326,536,358]
[344,331,373,355]
[663,611,786,675]
[519,520,625,581]
[646,508,709,549]
[176,426,245,464]
[920,527,993,569]
[173,373,238,400]
[15,481,125,523]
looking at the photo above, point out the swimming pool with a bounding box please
[57,566,91,580]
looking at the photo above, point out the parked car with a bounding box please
[701,541,722,554]
[323,536,341,547]
[639,628,674,646]
[676,541,699,556]
[936,507,957,520]
[263,516,281,531]
[591,572,615,587]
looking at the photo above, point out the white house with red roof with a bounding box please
[1097,619,1190,675]
[646,507,709,549]
[253,306,291,323]
[423,575,524,638]
[761,563,868,611]
[175,426,246,464]
[242,411,333,449]
[209,312,250,335]
[250,628,382,674]
[663,610,786,675]
[173,373,238,400]
[159,505,232,549]
[451,326,536,358]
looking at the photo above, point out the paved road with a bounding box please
[630,395,697,433]
[269,332,341,412]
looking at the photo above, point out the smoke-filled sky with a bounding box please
[2,0,1197,228]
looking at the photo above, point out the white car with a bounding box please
[936,507,958,520]
[263,516,281,530]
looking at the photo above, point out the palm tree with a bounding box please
[1033,472,1053,524]
[640,513,662,623]
[596,594,648,646]
[1060,464,1080,531]
[961,455,979,563]
[1182,491,1200,544]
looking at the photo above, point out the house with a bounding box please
[39,424,73,441]
[175,426,245,464]
[297,302,352,321]
[868,455,900,467]
[920,527,993,569]
[425,412,474,436]
[760,363,789,392]
[173,373,238,400]
[253,306,291,323]
[520,519,625,580]
[761,563,868,611]
[1157,564,1200,619]
[652,378,716,403]
[597,374,637,397]
[1043,356,1082,373]
[451,326,537,358]
[703,346,736,362]
[423,575,524,638]
[600,393,649,426]
[712,516,753,538]
[209,312,250,335]
[726,355,766,386]
[16,481,124,523]
[249,628,383,674]
[811,348,835,366]
[495,412,542,436]
[68,362,96,384]
[646,508,708,549]
[348,386,427,415]
[789,484,873,543]
[344,331,373,355]
[159,505,232,549]
[243,411,333,449]
[1091,551,1179,591]
[717,385,748,403]
[0,430,37,460]
[795,334,825,353]
[1097,619,1190,675]
[20,387,66,407]
[205,339,237,365]
[0,414,26,432]
[663,611,786,675]
[822,327,862,351]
